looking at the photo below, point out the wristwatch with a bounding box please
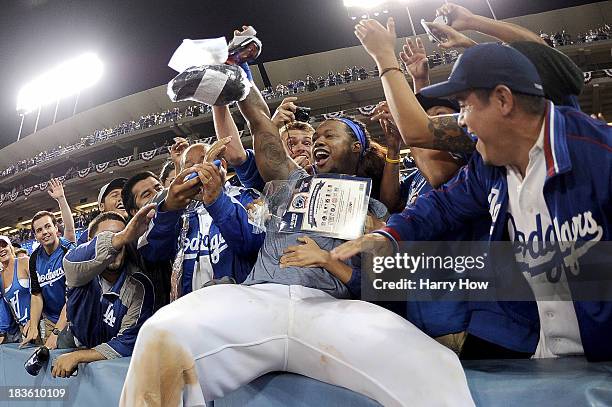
[51,328,61,336]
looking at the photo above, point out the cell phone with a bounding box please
[421,16,448,44]
[185,160,222,182]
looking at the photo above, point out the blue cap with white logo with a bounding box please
[420,43,545,99]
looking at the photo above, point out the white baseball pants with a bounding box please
[120,283,474,407]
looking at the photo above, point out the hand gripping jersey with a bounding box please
[138,185,265,296]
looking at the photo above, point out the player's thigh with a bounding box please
[144,283,291,355]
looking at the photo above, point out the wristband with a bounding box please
[385,155,401,164]
[379,67,402,78]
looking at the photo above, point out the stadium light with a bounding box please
[17,52,103,114]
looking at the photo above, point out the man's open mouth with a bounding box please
[313,148,330,168]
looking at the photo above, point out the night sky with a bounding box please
[0,0,604,149]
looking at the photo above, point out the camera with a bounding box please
[294,106,311,123]
[24,346,50,376]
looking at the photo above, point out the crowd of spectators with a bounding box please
[3,22,608,180]
[0,5,611,406]
[540,24,612,47]
[0,106,209,178]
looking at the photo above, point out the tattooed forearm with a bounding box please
[254,131,295,181]
[426,115,476,154]
[238,85,298,181]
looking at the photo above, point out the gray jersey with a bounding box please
[242,169,387,299]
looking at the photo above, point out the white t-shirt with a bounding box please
[505,123,584,358]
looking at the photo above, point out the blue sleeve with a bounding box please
[60,236,77,250]
[346,265,361,300]
[77,230,89,245]
[234,149,265,191]
[381,155,490,243]
[101,274,155,358]
[206,188,265,257]
[137,203,182,262]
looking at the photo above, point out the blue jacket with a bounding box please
[63,232,155,358]
[234,149,266,191]
[379,102,612,361]
[139,185,264,295]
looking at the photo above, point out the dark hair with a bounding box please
[330,117,387,200]
[88,212,127,238]
[31,211,57,232]
[122,171,160,217]
[473,88,546,116]
[160,161,175,185]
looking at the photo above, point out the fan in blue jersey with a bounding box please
[138,140,265,299]
[0,236,28,344]
[52,209,155,378]
[25,178,76,350]
[335,28,612,362]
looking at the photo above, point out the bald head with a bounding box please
[182,144,208,168]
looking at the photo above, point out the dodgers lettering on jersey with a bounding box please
[38,267,65,287]
[507,211,603,282]
[33,237,74,323]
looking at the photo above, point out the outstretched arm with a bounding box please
[237,84,298,181]
[357,19,475,155]
[212,106,248,167]
[48,178,76,243]
[437,2,545,45]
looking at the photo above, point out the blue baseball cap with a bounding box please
[420,43,545,99]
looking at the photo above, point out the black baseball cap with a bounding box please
[98,178,128,205]
[421,43,545,99]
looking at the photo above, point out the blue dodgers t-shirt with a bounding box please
[29,237,75,323]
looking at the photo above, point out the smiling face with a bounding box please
[312,120,361,175]
[101,188,128,218]
[32,215,59,251]
[281,129,313,164]
[0,239,14,264]
[130,177,163,215]
[455,90,508,166]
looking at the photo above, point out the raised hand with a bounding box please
[204,137,231,163]
[162,167,203,212]
[371,101,402,151]
[196,161,226,206]
[436,2,476,32]
[233,25,256,37]
[169,137,189,170]
[47,178,65,201]
[354,18,398,65]
[426,22,477,49]
[112,203,157,250]
[400,38,429,83]
[271,97,297,128]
